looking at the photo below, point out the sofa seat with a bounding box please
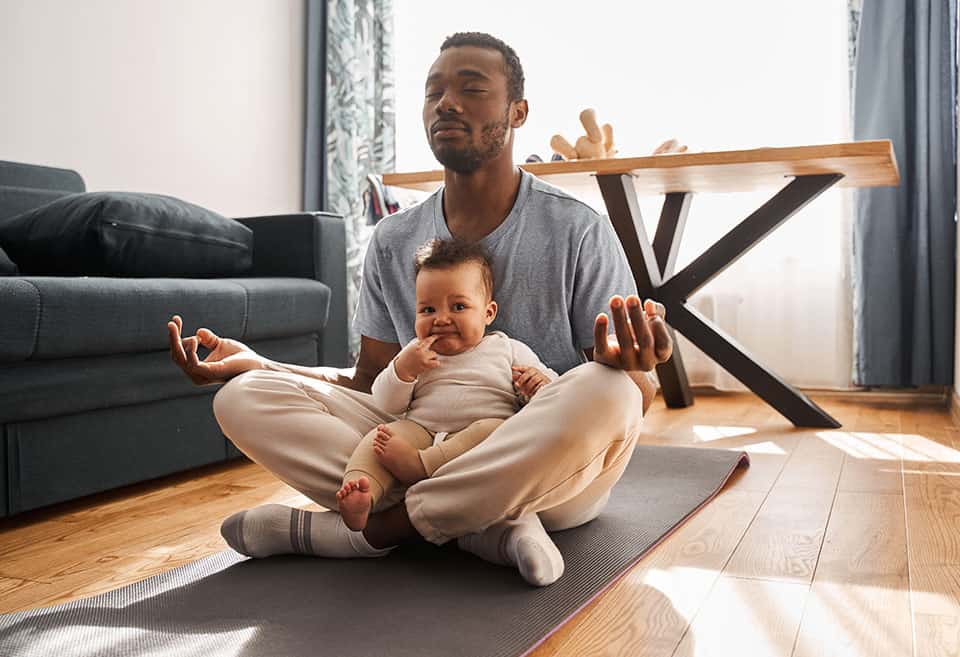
[0,276,330,362]
[0,334,317,424]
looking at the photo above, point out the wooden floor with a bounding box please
[1,393,958,656]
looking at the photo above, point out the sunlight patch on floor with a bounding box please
[816,432,901,460]
[898,433,960,463]
[733,441,787,455]
[795,580,913,657]
[692,425,757,442]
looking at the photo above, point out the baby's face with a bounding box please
[414,262,497,356]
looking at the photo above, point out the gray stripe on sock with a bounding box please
[301,509,313,554]
[289,507,301,554]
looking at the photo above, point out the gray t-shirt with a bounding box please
[354,170,637,375]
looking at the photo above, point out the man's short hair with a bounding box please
[414,238,495,298]
[440,32,524,102]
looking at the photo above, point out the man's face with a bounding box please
[422,46,525,173]
[413,262,497,356]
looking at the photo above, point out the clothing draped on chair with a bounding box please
[306,0,395,360]
[852,0,957,386]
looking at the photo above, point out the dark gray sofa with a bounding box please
[0,161,348,517]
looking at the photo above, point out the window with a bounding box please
[393,1,855,389]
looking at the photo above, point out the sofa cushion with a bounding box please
[0,334,319,424]
[0,277,330,362]
[0,161,85,193]
[0,244,16,274]
[0,191,253,277]
[0,186,74,222]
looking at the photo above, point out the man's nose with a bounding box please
[436,90,461,115]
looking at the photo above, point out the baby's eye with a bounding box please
[420,307,435,314]
[453,303,467,311]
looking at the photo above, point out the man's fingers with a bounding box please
[628,296,654,356]
[593,313,610,355]
[197,328,220,348]
[183,336,200,367]
[651,317,673,362]
[641,299,672,363]
[644,299,666,321]
[609,297,638,367]
[167,321,187,365]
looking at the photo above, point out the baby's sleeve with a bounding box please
[371,345,418,414]
[510,339,559,382]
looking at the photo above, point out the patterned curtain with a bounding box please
[326,0,395,360]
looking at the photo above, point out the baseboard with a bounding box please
[806,387,949,406]
[951,388,960,428]
[690,385,950,406]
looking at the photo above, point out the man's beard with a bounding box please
[430,112,510,174]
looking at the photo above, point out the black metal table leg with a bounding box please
[594,172,845,428]
[652,193,694,407]
[668,303,841,428]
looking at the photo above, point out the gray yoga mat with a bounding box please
[0,445,748,657]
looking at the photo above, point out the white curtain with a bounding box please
[393,0,854,390]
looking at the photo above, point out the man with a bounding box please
[169,32,674,586]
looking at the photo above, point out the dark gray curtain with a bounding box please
[852,0,957,386]
[304,0,327,212]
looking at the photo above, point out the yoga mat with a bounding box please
[0,445,748,657]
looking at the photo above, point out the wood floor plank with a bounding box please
[794,581,913,657]
[792,492,912,657]
[914,612,960,657]
[541,490,767,657]
[672,576,808,657]
[904,467,960,657]
[723,435,843,583]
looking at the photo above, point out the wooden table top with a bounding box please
[382,140,900,195]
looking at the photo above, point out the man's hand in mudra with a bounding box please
[167,315,264,385]
[593,295,672,372]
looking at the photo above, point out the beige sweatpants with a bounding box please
[213,361,646,545]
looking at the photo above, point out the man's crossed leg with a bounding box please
[212,361,645,586]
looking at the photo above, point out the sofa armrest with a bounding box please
[234,212,349,367]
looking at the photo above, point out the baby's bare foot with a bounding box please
[336,477,372,531]
[373,428,427,485]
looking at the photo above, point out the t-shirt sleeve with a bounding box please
[571,220,639,350]
[352,231,400,343]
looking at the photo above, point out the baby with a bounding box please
[336,238,557,530]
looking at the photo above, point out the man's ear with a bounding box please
[510,99,529,128]
[485,300,499,325]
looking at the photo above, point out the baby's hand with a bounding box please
[394,335,441,382]
[512,366,551,400]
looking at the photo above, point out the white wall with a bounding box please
[0,0,304,217]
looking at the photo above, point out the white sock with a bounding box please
[220,504,394,559]
[457,514,565,586]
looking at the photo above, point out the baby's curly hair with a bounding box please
[414,238,495,299]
